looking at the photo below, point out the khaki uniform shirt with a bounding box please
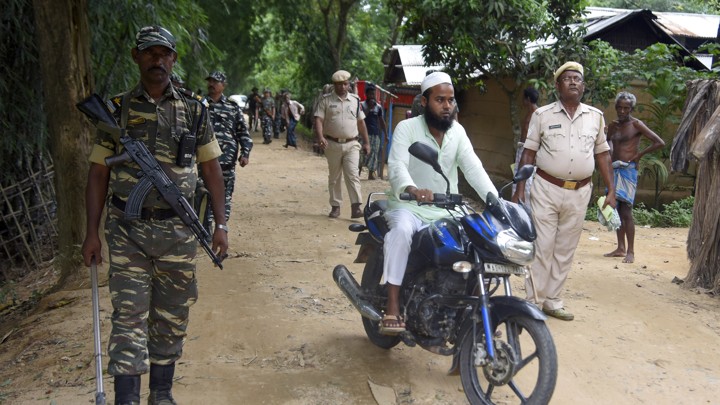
[314,91,365,139]
[523,101,609,181]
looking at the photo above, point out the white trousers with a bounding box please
[381,209,428,286]
[324,140,362,207]
[525,176,591,310]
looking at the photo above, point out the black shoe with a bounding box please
[115,375,141,405]
[148,363,177,405]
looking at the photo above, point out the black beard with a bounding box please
[424,107,456,132]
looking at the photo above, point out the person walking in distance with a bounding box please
[260,88,275,144]
[81,26,229,405]
[247,87,261,132]
[283,91,305,149]
[512,61,616,322]
[205,70,253,222]
[604,91,665,264]
[361,84,387,180]
[314,70,370,219]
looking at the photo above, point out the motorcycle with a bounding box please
[333,141,557,404]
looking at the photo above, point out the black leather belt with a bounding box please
[111,195,177,221]
[536,169,591,190]
[220,163,235,171]
[325,135,358,143]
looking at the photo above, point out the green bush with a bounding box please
[586,196,694,228]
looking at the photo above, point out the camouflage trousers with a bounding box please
[362,134,383,172]
[261,115,273,143]
[105,207,198,376]
[208,168,235,224]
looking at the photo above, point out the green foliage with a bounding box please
[632,197,694,227]
[87,0,223,98]
[586,196,694,227]
[397,0,587,90]
[0,0,47,178]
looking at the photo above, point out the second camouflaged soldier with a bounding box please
[205,71,253,222]
[81,26,229,405]
[260,88,275,144]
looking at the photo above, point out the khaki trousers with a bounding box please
[526,175,591,310]
[324,140,362,207]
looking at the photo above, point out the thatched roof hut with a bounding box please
[671,79,720,294]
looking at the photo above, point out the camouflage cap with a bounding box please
[136,26,176,52]
[205,71,227,83]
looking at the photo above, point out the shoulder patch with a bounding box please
[535,104,554,114]
[585,104,603,114]
[111,96,122,109]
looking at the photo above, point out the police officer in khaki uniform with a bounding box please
[314,70,370,218]
[81,26,228,405]
[512,61,616,322]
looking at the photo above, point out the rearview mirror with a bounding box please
[408,142,443,174]
[514,165,535,183]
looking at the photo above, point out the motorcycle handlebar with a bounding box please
[399,192,464,206]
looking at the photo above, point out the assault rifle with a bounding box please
[77,93,224,269]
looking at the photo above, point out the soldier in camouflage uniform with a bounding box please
[260,88,275,144]
[81,26,229,405]
[205,70,253,222]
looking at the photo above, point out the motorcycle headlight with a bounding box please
[496,229,534,265]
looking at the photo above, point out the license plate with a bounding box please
[484,263,526,275]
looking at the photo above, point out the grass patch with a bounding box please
[586,196,694,228]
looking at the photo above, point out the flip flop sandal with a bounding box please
[378,314,406,335]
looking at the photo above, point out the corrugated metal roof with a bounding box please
[655,12,720,39]
[585,7,719,39]
[384,45,444,85]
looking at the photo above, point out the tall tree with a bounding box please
[32,0,94,288]
[395,0,586,144]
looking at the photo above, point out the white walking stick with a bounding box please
[90,257,106,405]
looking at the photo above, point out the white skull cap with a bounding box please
[420,72,452,93]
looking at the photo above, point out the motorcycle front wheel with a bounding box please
[360,249,401,349]
[459,316,557,405]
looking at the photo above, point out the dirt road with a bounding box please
[1,132,720,404]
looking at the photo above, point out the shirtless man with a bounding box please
[604,92,665,263]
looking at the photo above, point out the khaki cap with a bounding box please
[331,70,351,83]
[553,61,584,82]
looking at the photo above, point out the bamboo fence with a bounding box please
[0,154,57,282]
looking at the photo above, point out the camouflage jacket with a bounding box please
[208,94,253,170]
[88,82,220,209]
[261,96,275,117]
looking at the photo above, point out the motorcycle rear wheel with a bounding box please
[459,315,557,405]
[360,249,401,349]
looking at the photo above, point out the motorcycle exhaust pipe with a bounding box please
[332,265,382,322]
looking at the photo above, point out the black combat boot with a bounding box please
[148,363,177,405]
[114,375,141,405]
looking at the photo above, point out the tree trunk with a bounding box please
[683,148,720,294]
[32,0,94,289]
